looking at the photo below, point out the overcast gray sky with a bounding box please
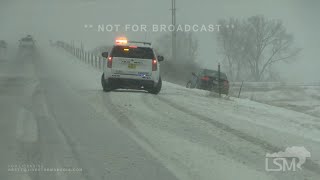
[0,0,319,82]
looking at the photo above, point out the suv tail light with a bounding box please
[152,59,157,71]
[107,57,113,68]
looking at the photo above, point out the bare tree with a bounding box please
[246,15,301,81]
[217,15,301,81]
[217,18,251,81]
[155,31,198,63]
[154,31,199,85]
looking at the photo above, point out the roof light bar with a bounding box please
[115,37,128,44]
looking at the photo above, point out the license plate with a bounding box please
[128,64,136,69]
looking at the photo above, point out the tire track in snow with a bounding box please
[99,92,197,180]
[156,96,320,176]
[141,94,288,180]
[31,54,89,180]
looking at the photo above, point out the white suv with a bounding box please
[101,38,164,94]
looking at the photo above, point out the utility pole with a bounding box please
[218,63,221,98]
[171,0,176,61]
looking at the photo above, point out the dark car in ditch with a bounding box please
[186,69,229,95]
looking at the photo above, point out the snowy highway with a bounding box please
[1,45,320,180]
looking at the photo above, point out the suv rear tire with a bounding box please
[148,77,162,94]
[101,73,112,92]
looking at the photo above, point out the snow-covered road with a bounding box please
[1,44,320,180]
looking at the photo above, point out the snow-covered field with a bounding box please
[39,44,320,180]
[229,84,320,118]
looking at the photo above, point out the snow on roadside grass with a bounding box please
[231,85,320,118]
[161,82,320,143]
[160,81,320,169]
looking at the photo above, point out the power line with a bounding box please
[171,0,176,61]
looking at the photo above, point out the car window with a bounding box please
[202,69,228,80]
[197,70,204,77]
[111,46,155,59]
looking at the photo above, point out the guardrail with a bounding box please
[230,82,320,87]
[54,41,104,71]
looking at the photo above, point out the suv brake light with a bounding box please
[201,76,209,81]
[107,57,113,68]
[152,59,157,71]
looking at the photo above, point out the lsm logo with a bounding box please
[265,146,311,172]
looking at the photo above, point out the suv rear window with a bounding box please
[111,46,155,59]
[21,38,34,42]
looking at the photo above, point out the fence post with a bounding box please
[86,52,88,64]
[55,42,109,72]
[102,57,105,71]
[91,54,94,66]
[84,52,87,63]
[87,52,89,64]
[238,81,244,98]
[81,50,84,61]
[95,56,98,68]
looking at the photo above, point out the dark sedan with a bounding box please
[186,69,229,95]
